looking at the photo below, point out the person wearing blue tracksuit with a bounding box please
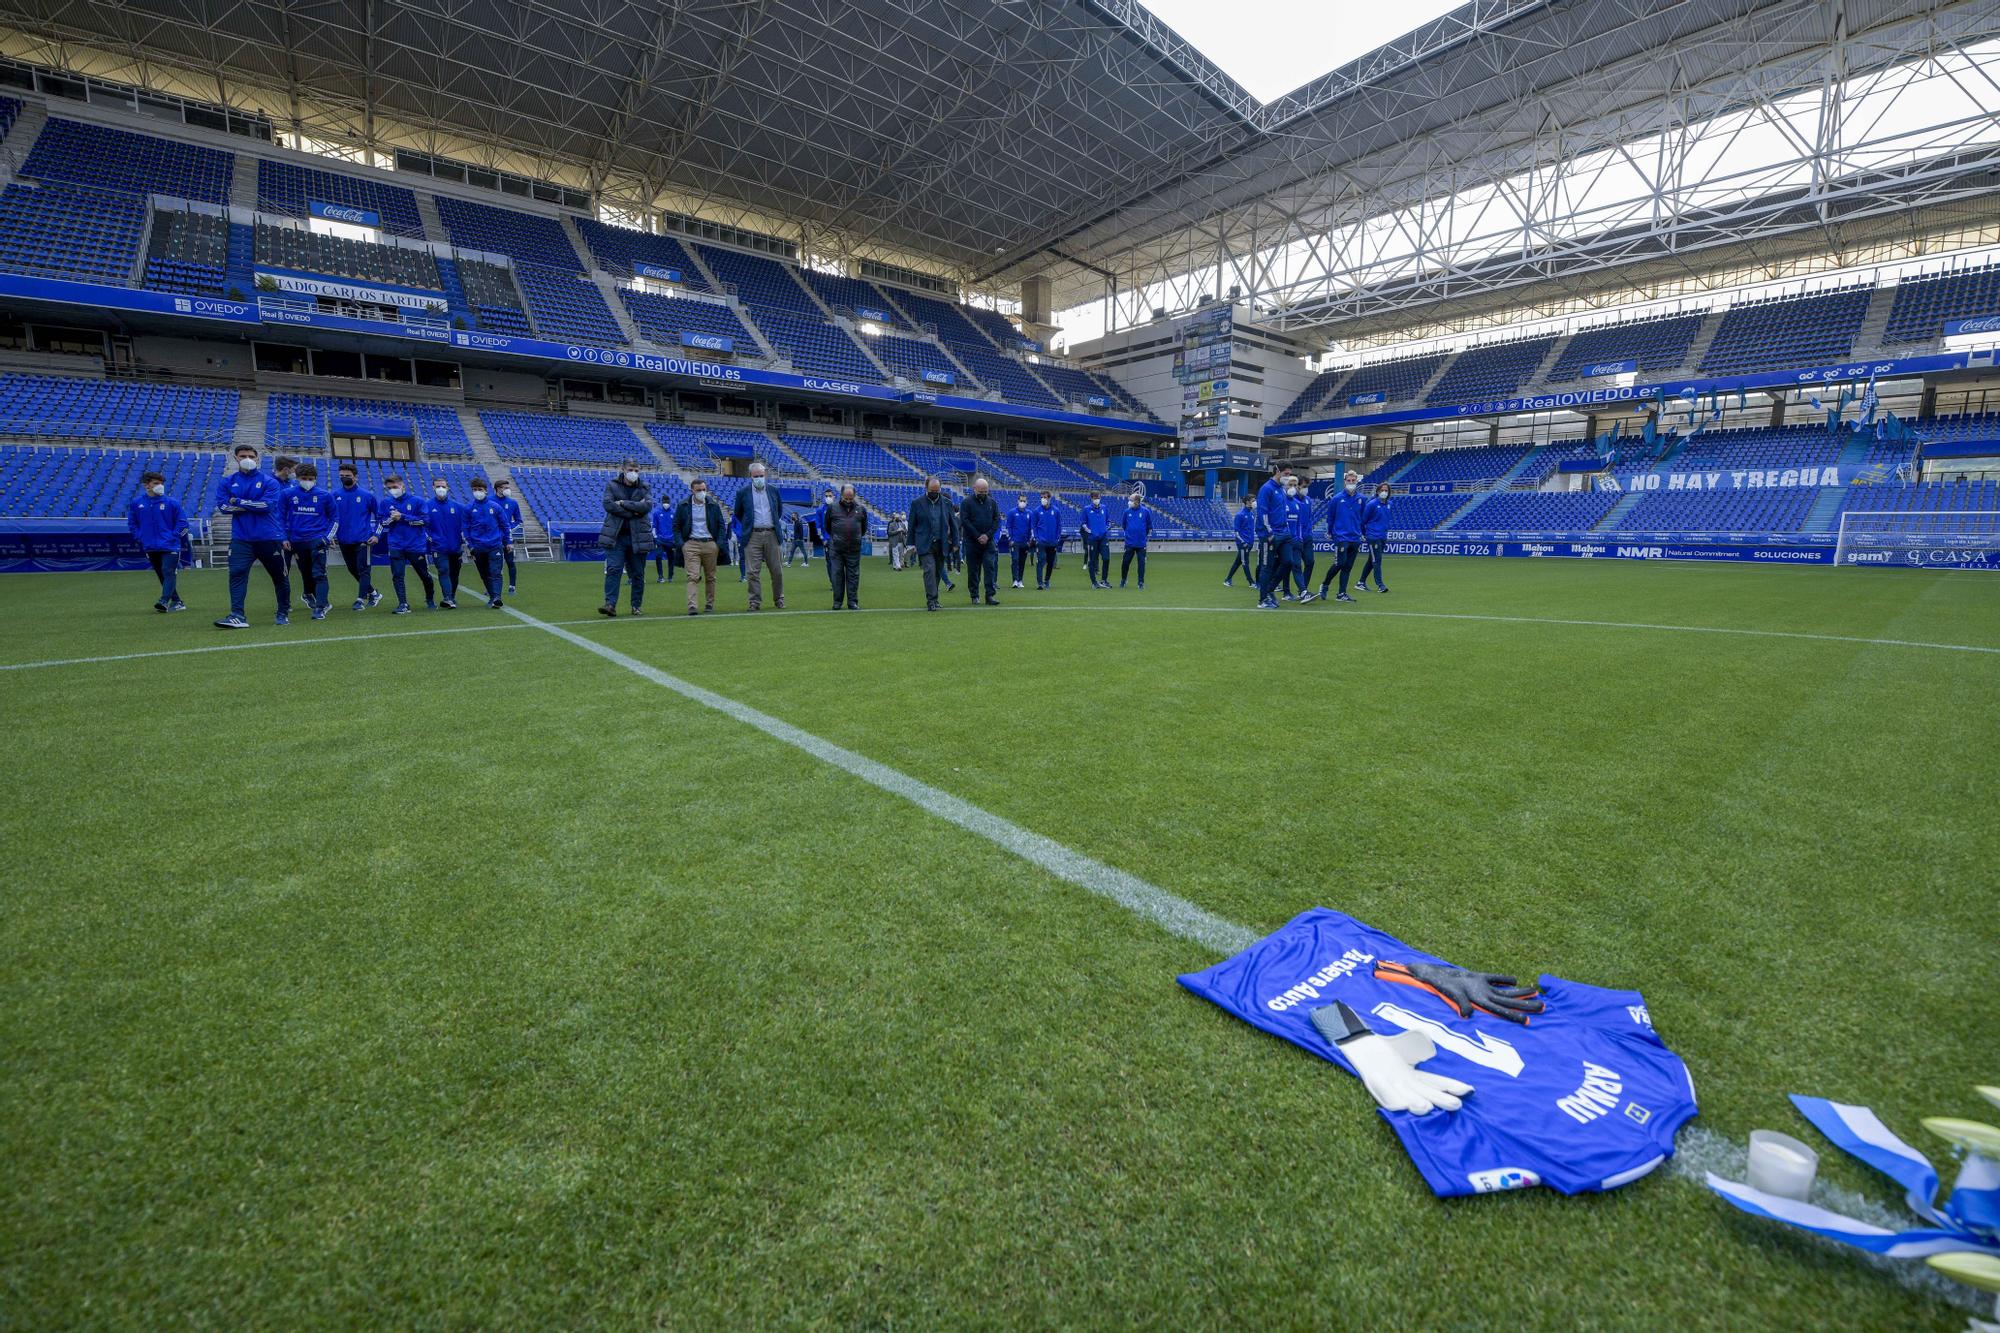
[213,444,292,629]
[332,462,381,610]
[1079,492,1111,588]
[1005,494,1035,588]
[1119,493,1153,588]
[127,472,188,612]
[425,481,466,608]
[464,479,513,607]
[281,462,337,619]
[376,474,435,613]
[651,500,683,584]
[817,488,837,589]
[1225,497,1256,587]
[1031,492,1064,589]
[1359,483,1391,592]
[494,479,524,594]
[1253,466,1297,609]
[1319,469,1368,602]
[1290,487,1318,600]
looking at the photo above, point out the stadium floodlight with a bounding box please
[1834,510,2000,570]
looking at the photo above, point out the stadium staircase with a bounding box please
[1381,453,1430,484]
[590,270,645,346]
[935,342,986,393]
[680,243,729,296]
[413,192,450,246]
[1834,429,1878,472]
[1435,493,1490,528]
[1495,446,1550,488]
[227,154,258,211]
[457,407,555,559]
[874,439,924,477]
[232,391,267,456]
[1852,285,1900,357]
[1409,356,1457,404]
[1521,338,1570,395]
[0,99,49,181]
[1592,491,1649,530]
[222,223,256,300]
[1802,485,1852,533]
[1672,311,1726,378]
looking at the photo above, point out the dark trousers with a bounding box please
[1036,544,1057,586]
[1225,542,1254,582]
[227,537,290,617]
[604,534,645,609]
[503,544,518,589]
[829,546,861,606]
[1085,537,1109,584]
[1010,543,1030,584]
[432,550,461,603]
[966,542,998,598]
[339,540,375,599]
[472,548,505,602]
[146,549,180,604]
[389,550,435,606]
[293,540,330,609]
[1120,547,1147,585]
[1295,544,1316,595]
[918,546,947,606]
[653,544,681,580]
[1322,541,1361,595]
[1360,539,1387,588]
[787,533,809,563]
[1257,535,1297,602]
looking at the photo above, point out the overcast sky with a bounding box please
[1136,0,1469,101]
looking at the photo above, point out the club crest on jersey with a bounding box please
[1467,1168,1541,1193]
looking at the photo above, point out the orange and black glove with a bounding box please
[1374,959,1544,1024]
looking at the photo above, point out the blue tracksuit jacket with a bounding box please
[282,487,336,543]
[1328,489,1367,542]
[214,469,285,542]
[1081,502,1110,540]
[426,496,465,552]
[1121,504,1153,548]
[332,485,379,543]
[1031,503,1064,546]
[1005,504,1035,544]
[1234,508,1256,544]
[1255,476,1289,540]
[1363,496,1391,540]
[377,491,430,553]
[126,494,187,551]
[464,496,512,550]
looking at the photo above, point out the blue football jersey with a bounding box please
[1178,908,1697,1198]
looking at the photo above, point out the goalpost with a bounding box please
[1834,510,2000,570]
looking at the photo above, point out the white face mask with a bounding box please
[237,456,258,472]
[1345,482,1357,493]
[472,491,487,502]
[148,484,165,497]
[434,486,449,498]
[298,479,315,491]
[1285,484,1298,496]
[497,489,509,499]
[1378,492,1389,501]
[825,496,834,505]
[1017,499,1027,508]
[623,471,639,484]
[387,487,404,498]
[752,476,766,489]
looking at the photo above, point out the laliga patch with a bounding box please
[1467,1168,1542,1193]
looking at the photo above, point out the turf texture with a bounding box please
[2,552,1995,1328]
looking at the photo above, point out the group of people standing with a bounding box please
[1233,465,1393,609]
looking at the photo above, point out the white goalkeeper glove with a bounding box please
[1311,1001,1473,1115]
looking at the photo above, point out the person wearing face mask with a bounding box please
[1288,478,1319,603]
[908,476,953,611]
[1253,464,1297,611]
[1030,490,1064,590]
[270,455,307,591]
[823,483,869,610]
[213,443,293,629]
[281,462,337,620]
[886,509,907,572]
[424,478,465,610]
[1225,495,1256,588]
[1359,484,1392,593]
[598,461,654,618]
[958,475,1001,604]
[126,470,188,612]
[1118,489,1153,590]
[816,488,837,589]
[493,479,523,596]
[785,509,810,568]
[730,461,787,612]
[331,462,382,611]
[463,479,512,608]
[1319,468,1368,603]
[649,492,680,585]
[674,478,726,615]
[1005,492,1035,589]
[1079,490,1110,589]
[374,474,435,613]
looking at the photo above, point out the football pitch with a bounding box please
[3,552,1995,1328]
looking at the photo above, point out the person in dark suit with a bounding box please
[674,478,727,616]
[907,477,954,612]
[958,475,1002,604]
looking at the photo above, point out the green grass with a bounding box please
[2,553,1996,1328]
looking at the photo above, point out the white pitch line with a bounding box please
[0,619,524,672]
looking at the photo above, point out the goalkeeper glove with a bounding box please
[1311,1001,1473,1115]
[1374,959,1544,1024]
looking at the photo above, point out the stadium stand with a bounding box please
[1835,477,2000,521]
[0,180,147,284]
[143,209,228,296]
[479,409,647,464]
[694,244,823,321]
[798,268,904,325]
[953,343,1060,407]
[1033,360,1123,410]
[0,443,226,522]
[619,289,755,350]
[508,464,677,533]
[1674,424,1844,472]
[1882,264,2000,345]
[1544,312,1707,382]
[1916,411,2000,449]
[864,332,958,384]
[1698,286,1873,376]
[253,222,442,290]
[979,451,1093,491]
[1337,351,1449,406]
[645,423,727,471]
[1612,485,1822,533]
[891,442,985,479]
[0,374,237,445]
[1394,442,1533,486]
[1425,335,1556,405]
[1513,439,1601,485]
[755,311,882,382]
[964,304,1029,349]
[254,160,426,239]
[1274,366,1347,424]
[21,118,234,205]
[1446,489,1620,531]
[1360,450,1415,485]
[1377,492,1469,532]
[572,218,711,291]
[0,97,17,143]
[434,197,584,271]
[263,393,473,457]
[510,264,627,345]
[451,259,532,335]
[780,434,920,480]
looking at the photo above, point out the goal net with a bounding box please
[1834,510,2000,570]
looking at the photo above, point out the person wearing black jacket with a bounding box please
[957,475,1002,604]
[822,483,869,610]
[674,479,728,616]
[598,463,653,618]
[907,477,954,612]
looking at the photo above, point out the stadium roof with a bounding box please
[8,0,1998,337]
